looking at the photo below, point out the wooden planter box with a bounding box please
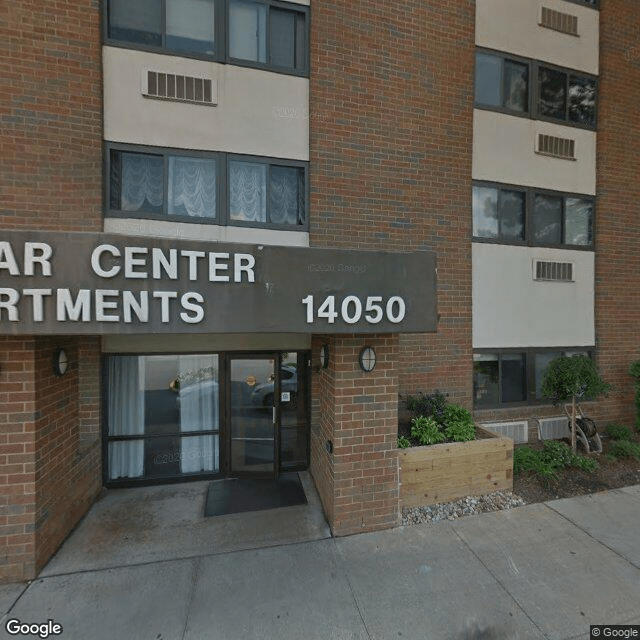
[399,427,513,508]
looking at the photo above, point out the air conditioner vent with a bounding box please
[143,70,217,106]
[533,260,574,282]
[481,421,528,444]
[540,7,579,36]
[538,416,569,441]
[536,134,576,160]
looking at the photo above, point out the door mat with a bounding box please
[204,473,307,517]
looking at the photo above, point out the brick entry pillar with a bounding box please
[310,334,400,536]
[0,337,101,583]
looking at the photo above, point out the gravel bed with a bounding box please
[402,490,525,526]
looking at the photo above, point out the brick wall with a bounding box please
[594,0,640,428]
[309,0,476,407]
[0,337,101,583]
[0,0,102,231]
[310,335,400,535]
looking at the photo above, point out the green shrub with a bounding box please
[406,391,448,423]
[513,441,597,479]
[605,423,632,441]
[609,440,640,460]
[442,404,475,442]
[410,416,446,446]
[397,435,411,449]
[630,361,640,431]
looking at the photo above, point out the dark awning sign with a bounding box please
[0,231,437,335]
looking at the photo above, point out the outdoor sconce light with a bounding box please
[359,346,376,372]
[320,343,329,369]
[53,348,69,376]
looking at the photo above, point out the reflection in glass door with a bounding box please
[230,357,276,475]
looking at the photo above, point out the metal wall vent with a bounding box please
[540,6,579,36]
[533,260,574,282]
[143,70,217,106]
[536,134,575,160]
[481,421,528,444]
[538,416,569,440]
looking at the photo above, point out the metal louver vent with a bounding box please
[540,7,579,36]
[536,134,576,160]
[143,71,217,106]
[482,421,528,444]
[534,260,574,282]
[538,416,569,440]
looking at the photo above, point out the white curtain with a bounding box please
[121,153,164,212]
[178,355,219,473]
[108,356,145,479]
[270,166,302,225]
[168,156,217,219]
[229,0,267,62]
[166,0,215,43]
[229,161,267,222]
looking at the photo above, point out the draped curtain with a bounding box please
[229,0,267,62]
[269,166,303,225]
[107,356,145,479]
[229,161,267,222]
[121,153,164,212]
[178,355,219,473]
[168,156,217,219]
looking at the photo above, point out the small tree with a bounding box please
[541,355,611,454]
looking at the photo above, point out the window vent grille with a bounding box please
[538,416,569,441]
[534,260,574,282]
[536,134,575,160]
[143,71,217,106]
[540,7,579,36]
[482,421,528,444]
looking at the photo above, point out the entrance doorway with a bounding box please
[103,351,309,486]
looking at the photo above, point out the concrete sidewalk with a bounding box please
[1,485,639,640]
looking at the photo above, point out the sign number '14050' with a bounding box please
[301,295,406,325]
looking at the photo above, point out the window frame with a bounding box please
[474,48,598,131]
[472,180,595,250]
[562,0,598,9]
[105,142,309,231]
[103,0,309,77]
[473,347,595,409]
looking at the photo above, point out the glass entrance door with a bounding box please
[229,356,277,475]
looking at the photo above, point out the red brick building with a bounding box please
[0,0,638,582]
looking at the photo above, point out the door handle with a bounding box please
[273,407,276,424]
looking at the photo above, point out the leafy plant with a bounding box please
[442,404,475,442]
[397,435,411,449]
[513,441,597,480]
[406,391,449,423]
[609,440,640,461]
[541,355,612,454]
[605,423,632,442]
[410,416,446,446]
[630,361,640,432]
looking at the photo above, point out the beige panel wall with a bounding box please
[473,110,596,194]
[104,218,309,247]
[476,0,599,74]
[103,47,309,160]
[472,243,595,348]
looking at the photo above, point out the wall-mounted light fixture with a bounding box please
[320,343,329,369]
[53,348,68,376]
[359,346,376,372]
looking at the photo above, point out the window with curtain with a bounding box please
[105,354,220,483]
[106,0,308,75]
[108,146,307,229]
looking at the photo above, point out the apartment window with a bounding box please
[473,182,593,248]
[106,0,308,75]
[472,185,525,241]
[538,67,596,128]
[107,145,307,230]
[474,349,593,408]
[475,52,528,114]
[474,51,597,130]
